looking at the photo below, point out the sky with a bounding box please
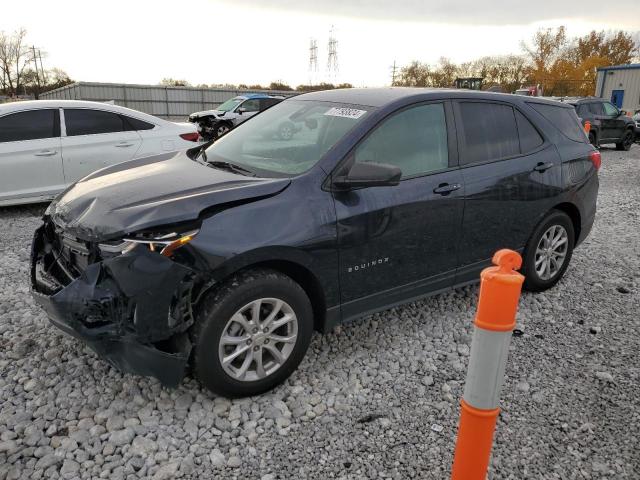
[4,0,640,88]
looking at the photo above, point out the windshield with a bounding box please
[217,97,244,112]
[204,100,372,176]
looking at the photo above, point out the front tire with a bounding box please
[214,122,231,139]
[522,210,575,292]
[588,131,598,148]
[191,269,313,398]
[616,130,634,151]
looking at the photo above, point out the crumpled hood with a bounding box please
[189,109,226,120]
[47,151,290,241]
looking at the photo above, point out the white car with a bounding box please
[0,100,200,206]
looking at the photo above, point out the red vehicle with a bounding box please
[515,85,544,97]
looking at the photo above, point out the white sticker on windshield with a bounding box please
[324,107,367,119]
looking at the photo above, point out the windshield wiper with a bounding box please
[207,160,256,177]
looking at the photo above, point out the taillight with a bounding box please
[180,132,200,142]
[589,150,601,170]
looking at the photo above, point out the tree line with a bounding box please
[394,27,639,97]
[159,78,354,92]
[0,29,73,98]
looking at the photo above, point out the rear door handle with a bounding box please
[433,183,461,195]
[34,150,58,157]
[115,142,135,147]
[533,162,553,172]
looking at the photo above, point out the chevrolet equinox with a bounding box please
[31,88,600,397]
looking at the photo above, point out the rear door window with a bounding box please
[589,102,604,115]
[515,110,544,153]
[528,102,587,143]
[0,109,59,143]
[456,102,520,165]
[575,104,589,117]
[259,98,280,110]
[65,109,126,136]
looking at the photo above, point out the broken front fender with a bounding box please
[31,225,197,387]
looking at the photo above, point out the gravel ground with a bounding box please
[0,147,639,480]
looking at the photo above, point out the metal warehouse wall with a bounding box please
[595,67,640,112]
[39,82,297,120]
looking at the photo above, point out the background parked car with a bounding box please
[560,97,636,150]
[633,109,640,143]
[0,100,200,206]
[188,94,284,141]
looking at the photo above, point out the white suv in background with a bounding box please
[0,100,200,206]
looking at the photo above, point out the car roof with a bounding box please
[238,93,283,100]
[552,96,603,105]
[290,87,575,109]
[0,99,167,123]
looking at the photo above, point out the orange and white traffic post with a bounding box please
[451,249,524,480]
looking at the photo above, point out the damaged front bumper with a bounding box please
[30,222,197,388]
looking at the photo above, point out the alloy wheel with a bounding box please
[217,125,230,137]
[218,298,298,382]
[534,225,569,281]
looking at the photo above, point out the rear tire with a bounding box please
[616,130,634,151]
[190,269,313,398]
[522,210,575,292]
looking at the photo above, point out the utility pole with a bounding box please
[390,60,398,86]
[31,45,41,99]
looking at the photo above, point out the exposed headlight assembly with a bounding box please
[99,229,199,257]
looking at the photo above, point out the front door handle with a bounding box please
[115,142,135,147]
[533,162,553,172]
[433,183,461,195]
[34,150,58,157]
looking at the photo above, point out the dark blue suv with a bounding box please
[31,88,599,397]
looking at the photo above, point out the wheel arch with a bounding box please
[242,259,327,332]
[197,252,330,333]
[551,202,581,242]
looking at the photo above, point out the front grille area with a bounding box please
[54,230,93,278]
[33,222,100,293]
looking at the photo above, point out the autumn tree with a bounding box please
[268,81,293,91]
[0,28,32,96]
[522,27,639,96]
[159,78,190,87]
[395,61,432,87]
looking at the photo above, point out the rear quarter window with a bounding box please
[515,110,544,153]
[528,102,587,143]
[124,116,155,131]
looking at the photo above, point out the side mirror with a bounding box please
[237,107,246,115]
[333,162,401,190]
